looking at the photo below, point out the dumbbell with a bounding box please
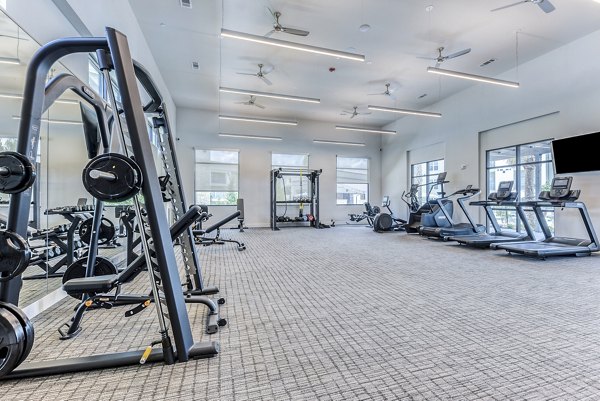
[42,248,55,259]
[53,246,62,256]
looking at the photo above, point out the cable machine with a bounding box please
[270,168,321,230]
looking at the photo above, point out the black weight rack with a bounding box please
[270,168,321,230]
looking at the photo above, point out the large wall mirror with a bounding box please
[0,9,95,308]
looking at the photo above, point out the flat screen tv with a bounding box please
[551,132,600,174]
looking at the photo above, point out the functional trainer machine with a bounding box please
[491,176,599,259]
[449,181,536,247]
[270,168,321,230]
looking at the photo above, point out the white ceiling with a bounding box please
[130,0,600,128]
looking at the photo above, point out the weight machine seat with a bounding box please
[63,274,119,293]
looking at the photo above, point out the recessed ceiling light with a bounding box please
[191,61,199,70]
[359,24,371,32]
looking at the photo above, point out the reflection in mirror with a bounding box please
[0,9,90,307]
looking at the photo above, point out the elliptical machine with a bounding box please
[404,172,452,233]
[372,196,407,232]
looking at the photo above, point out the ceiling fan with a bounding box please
[341,106,371,119]
[418,47,471,68]
[235,95,266,109]
[368,83,396,98]
[491,0,555,13]
[236,63,274,86]
[265,9,310,37]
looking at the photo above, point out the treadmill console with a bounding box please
[382,196,390,207]
[488,181,517,202]
[539,176,580,202]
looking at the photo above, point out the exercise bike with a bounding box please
[347,202,380,226]
[372,196,407,232]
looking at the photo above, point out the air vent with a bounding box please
[480,58,496,67]
[180,0,192,8]
[191,61,199,70]
[418,93,427,99]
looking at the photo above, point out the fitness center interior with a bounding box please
[1,0,600,399]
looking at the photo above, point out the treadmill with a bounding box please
[419,185,486,239]
[449,181,535,248]
[491,176,599,259]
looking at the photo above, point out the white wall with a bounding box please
[382,28,600,238]
[176,108,383,227]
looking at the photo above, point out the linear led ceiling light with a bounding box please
[0,56,20,65]
[367,105,442,118]
[0,93,79,105]
[219,115,298,126]
[427,67,520,88]
[12,115,82,125]
[313,139,365,147]
[219,87,320,104]
[219,133,282,141]
[221,29,365,62]
[335,125,396,135]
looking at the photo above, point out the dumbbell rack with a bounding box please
[152,111,218,296]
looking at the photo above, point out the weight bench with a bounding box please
[60,205,226,339]
[193,210,246,251]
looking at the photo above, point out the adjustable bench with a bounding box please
[193,210,246,251]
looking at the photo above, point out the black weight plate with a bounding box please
[78,218,115,245]
[0,306,25,378]
[0,152,36,194]
[82,153,142,202]
[0,302,34,365]
[0,231,31,281]
[62,256,118,298]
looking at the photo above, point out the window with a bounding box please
[195,149,239,205]
[336,157,369,205]
[411,159,445,206]
[272,153,310,202]
[486,140,554,234]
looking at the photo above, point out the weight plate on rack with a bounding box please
[78,218,115,245]
[82,153,142,202]
[0,305,26,378]
[0,301,34,365]
[0,152,36,195]
[0,230,31,282]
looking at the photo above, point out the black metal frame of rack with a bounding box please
[270,168,321,230]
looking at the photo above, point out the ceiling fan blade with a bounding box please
[234,101,247,105]
[237,72,256,76]
[537,0,555,13]
[446,48,471,59]
[261,76,273,85]
[367,93,382,96]
[255,103,266,109]
[281,27,310,36]
[350,114,357,119]
[416,56,437,61]
[362,112,372,116]
[264,30,276,37]
[491,0,528,12]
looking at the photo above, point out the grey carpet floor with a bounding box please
[3,226,600,400]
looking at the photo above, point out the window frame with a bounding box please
[336,156,370,206]
[194,148,240,206]
[410,158,445,206]
[485,139,554,234]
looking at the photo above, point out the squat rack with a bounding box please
[0,27,218,379]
